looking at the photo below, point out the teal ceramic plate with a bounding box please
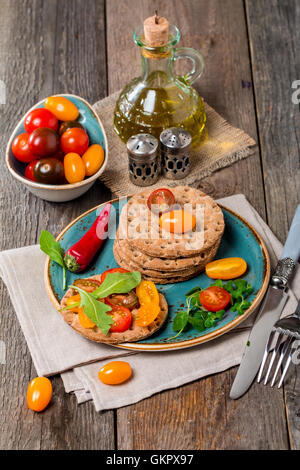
[45,198,270,351]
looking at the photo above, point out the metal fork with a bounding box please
[257,299,300,388]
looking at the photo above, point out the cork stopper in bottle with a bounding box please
[143,11,169,47]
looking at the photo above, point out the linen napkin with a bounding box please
[0,195,298,411]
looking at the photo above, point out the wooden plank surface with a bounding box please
[0,0,113,450]
[246,0,300,450]
[106,0,289,450]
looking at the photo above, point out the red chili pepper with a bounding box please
[64,203,111,273]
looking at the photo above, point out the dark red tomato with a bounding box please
[12,133,37,163]
[24,160,39,181]
[28,127,59,157]
[59,120,84,136]
[147,188,176,215]
[24,108,58,134]
[73,278,101,293]
[51,146,65,162]
[101,268,129,283]
[109,306,132,333]
[33,158,64,184]
[60,128,89,156]
[199,286,231,312]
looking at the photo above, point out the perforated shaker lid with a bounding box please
[126,133,158,157]
[160,127,192,150]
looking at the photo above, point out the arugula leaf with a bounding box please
[40,230,67,290]
[93,271,142,299]
[71,285,113,335]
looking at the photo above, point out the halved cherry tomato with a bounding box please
[45,96,79,121]
[27,377,52,412]
[205,257,247,280]
[136,280,159,306]
[135,303,160,327]
[147,188,176,215]
[199,286,231,312]
[98,361,132,385]
[66,294,81,312]
[12,133,36,163]
[106,291,138,310]
[109,305,132,333]
[24,159,39,181]
[101,268,129,283]
[73,278,101,292]
[82,144,105,176]
[28,127,59,157]
[78,307,96,329]
[24,108,58,134]
[60,128,89,156]
[159,210,196,233]
[64,152,86,184]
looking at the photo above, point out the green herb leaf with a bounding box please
[71,285,113,335]
[172,311,189,332]
[93,271,142,299]
[185,286,202,297]
[188,316,205,332]
[40,230,67,290]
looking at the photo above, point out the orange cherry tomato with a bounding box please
[78,307,96,329]
[82,144,105,177]
[27,377,52,412]
[159,210,196,233]
[135,303,160,327]
[64,152,86,184]
[66,294,81,312]
[205,257,247,280]
[98,361,132,385]
[45,96,79,121]
[199,286,231,312]
[136,280,159,306]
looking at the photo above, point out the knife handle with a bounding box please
[281,204,300,262]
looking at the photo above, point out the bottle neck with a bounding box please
[140,49,173,86]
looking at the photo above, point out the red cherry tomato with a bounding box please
[60,128,89,156]
[199,286,231,312]
[28,127,59,157]
[51,146,65,162]
[101,268,129,283]
[109,306,132,333]
[24,160,39,181]
[147,188,176,215]
[12,133,37,163]
[24,108,58,134]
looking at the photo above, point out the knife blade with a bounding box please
[230,204,300,399]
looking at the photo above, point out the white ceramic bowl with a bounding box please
[6,94,108,202]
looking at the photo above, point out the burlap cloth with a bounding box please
[93,91,256,197]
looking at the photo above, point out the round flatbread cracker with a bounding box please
[118,186,224,258]
[60,275,168,344]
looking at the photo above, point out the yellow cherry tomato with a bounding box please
[78,307,96,329]
[82,144,105,177]
[136,280,159,306]
[64,152,86,184]
[159,210,196,234]
[45,96,79,121]
[205,257,247,280]
[27,377,52,412]
[135,303,161,327]
[98,361,132,385]
[66,294,81,312]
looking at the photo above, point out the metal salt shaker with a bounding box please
[160,127,191,179]
[126,133,160,186]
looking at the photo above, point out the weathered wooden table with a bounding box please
[0,0,299,450]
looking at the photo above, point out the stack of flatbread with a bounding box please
[114,186,225,284]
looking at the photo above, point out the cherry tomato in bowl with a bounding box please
[98,361,132,385]
[63,152,86,184]
[24,108,58,134]
[12,133,36,163]
[147,188,176,215]
[24,159,39,181]
[27,377,52,412]
[60,128,89,156]
[28,127,59,157]
[45,96,79,121]
[82,144,105,176]
[59,120,84,136]
[199,286,231,312]
[33,158,65,184]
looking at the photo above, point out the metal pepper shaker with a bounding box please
[126,133,160,186]
[160,127,191,179]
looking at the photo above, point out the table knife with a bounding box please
[230,204,300,399]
